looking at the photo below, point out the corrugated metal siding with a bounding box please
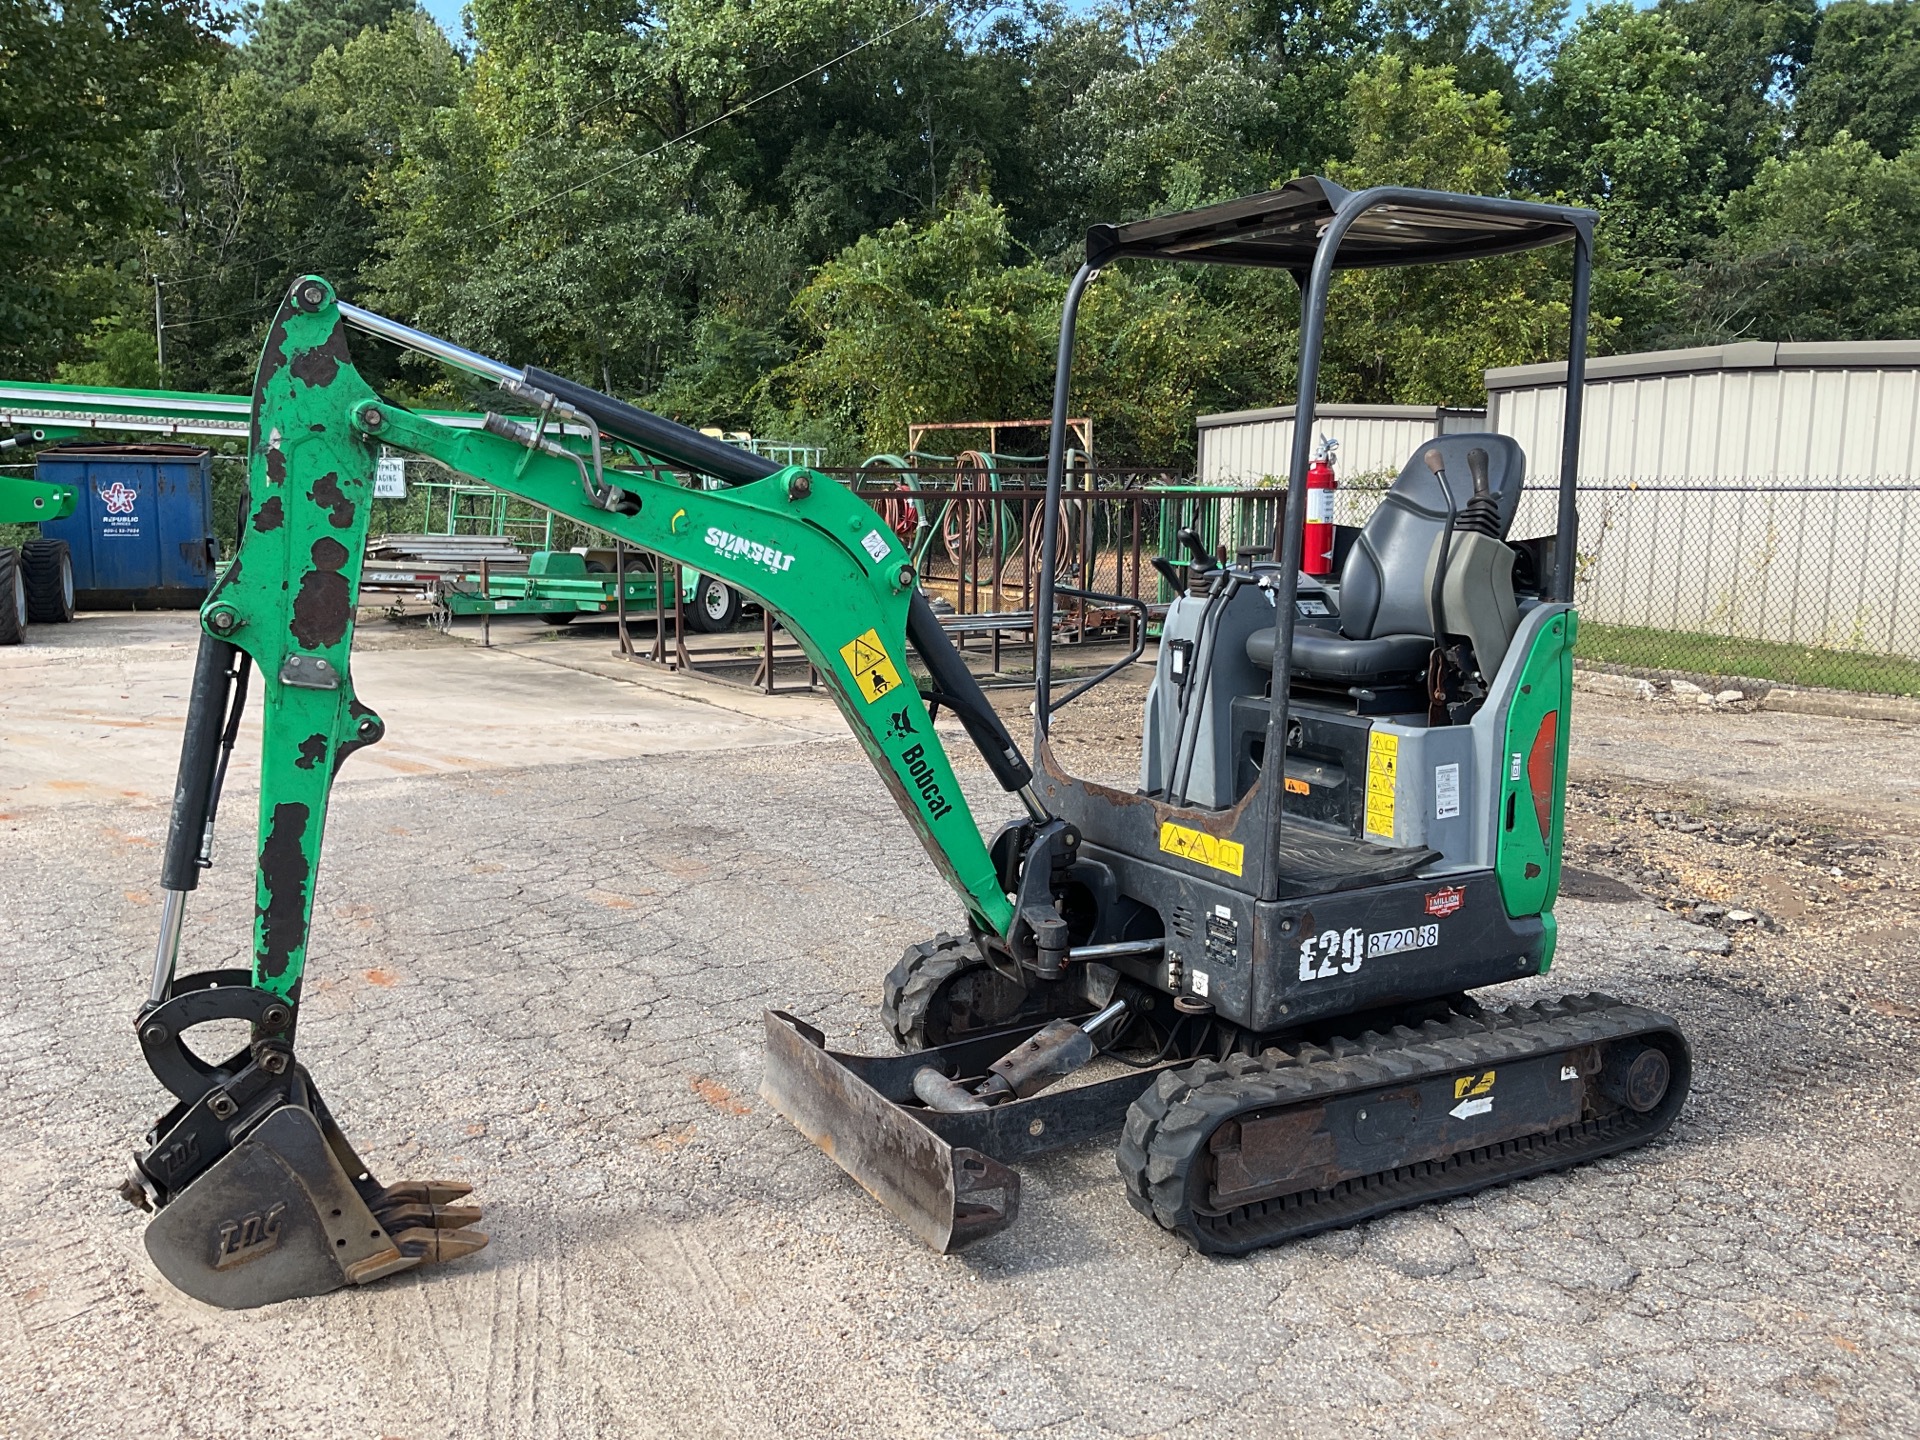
[1198,412,1484,486]
[1488,363,1920,656]
[1490,366,1920,480]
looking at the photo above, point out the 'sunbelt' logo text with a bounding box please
[705,526,794,574]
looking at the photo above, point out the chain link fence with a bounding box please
[1545,480,1919,699]
[1334,476,1920,699]
[208,450,1920,700]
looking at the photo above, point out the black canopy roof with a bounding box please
[1085,176,1592,272]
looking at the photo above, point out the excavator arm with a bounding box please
[126,276,1057,1307]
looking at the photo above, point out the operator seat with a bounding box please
[1247,434,1526,684]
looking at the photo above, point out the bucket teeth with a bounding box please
[375,1201,484,1231]
[370,1181,488,1265]
[374,1179,474,1206]
[392,1224,491,1264]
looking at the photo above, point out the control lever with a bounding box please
[1454,446,1502,537]
[911,1001,1130,1112]
[1423,448,1464,725]
[1177,526,1214,570]
[1467,445,1490,495]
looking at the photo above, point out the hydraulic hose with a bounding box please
[520,368,781,486]
[905,591,1034,794]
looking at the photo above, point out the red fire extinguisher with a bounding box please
[1303,434,1339,576]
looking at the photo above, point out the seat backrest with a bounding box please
[1337,433,1526,640]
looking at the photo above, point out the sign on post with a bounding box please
[374,453,407,499]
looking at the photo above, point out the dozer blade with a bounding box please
[133,1073,486,1309]
[761,1009,1182,1253]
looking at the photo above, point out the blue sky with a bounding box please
[420,0,467,45]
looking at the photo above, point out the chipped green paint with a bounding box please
[198,277,384,1000]
[208,276,1014,1009]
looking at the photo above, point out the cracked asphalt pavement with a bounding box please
[1,615,1915,1439]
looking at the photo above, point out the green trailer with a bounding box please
[435,547,743,630]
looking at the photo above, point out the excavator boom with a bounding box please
[126,276,1040,1305]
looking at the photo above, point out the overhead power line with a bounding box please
[477,2,942,235]
[155,3,942,291]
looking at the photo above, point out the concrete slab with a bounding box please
[0,613,840,811]
[1,612,1916,1439]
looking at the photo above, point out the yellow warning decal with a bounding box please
[1454,1070,1496,1100]
[838,628,905,705]
[1158,822,1245,877]
[1284,776,1310,795]
[1365,730,1399,837]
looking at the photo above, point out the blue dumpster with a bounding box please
[35,444,218,608]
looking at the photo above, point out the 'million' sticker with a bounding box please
[1159,822,1245,877]
[1365,731,1399,837]
[860,529,890,562]
[839,629,904,704]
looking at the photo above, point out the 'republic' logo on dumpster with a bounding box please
[100,480,139,515]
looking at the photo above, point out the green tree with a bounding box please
[1070,266,1298,466]
[1795,0,1920,158]
[1317,56,1596,404]
[247,0,412,89]
[1382,0,1569,105]
[1697,134,1920,340]
[1519,3,1721,260]
[1657,0,1817,192]
[0,0,224,374]
[769,192,1059,456]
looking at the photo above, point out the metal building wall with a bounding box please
[1196,405,1487,490]
[1488,347,1920,480]
[1484,342,1920,658]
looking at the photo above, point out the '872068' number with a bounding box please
[1297,922,1440,982]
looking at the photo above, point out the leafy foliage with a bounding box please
[10,0,1920,467]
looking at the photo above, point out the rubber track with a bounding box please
[1116,992,1685,1256]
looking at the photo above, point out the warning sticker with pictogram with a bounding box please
[1364,730,1399,838]
[839,628,905,705]
[1158,821,1245,877]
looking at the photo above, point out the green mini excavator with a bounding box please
[125,178,1688,1308]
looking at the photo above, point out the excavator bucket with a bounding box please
[128,1063,486,1309]
[761,1010,1182,1252]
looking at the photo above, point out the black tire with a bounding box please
[0,549,24,645]
[684,574,741,633]
[881,932,1076,1051]
[21,539,74,624]
[538,613,575,627]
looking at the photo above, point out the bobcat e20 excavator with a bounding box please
[124,177,1688,1308]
